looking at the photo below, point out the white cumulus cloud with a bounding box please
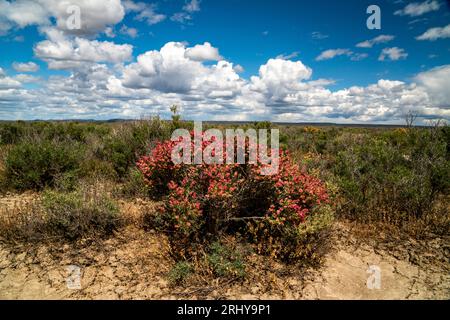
[171,0,201,24]
[416,24,450,41]
[34,28,133,69]
[415,64,450,108]
[0,0,48,33]
[394,0,441,17]
[356,35,395,48]
[0,68,22,89]
[184,0,201,13]
[316,49,352,61]
[120,25,138,38]
[124,1,166,25]
[120,42,241,98]
[185,42,222,61]
[0,0,125,35]
[1,36,449,124]
[12,61,39,72]
[379,47,408,61]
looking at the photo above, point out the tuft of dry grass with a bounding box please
[0,183,122,243]
[0,194,45,242]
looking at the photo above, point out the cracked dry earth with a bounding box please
[0,201,449,300]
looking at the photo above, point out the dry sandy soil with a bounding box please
[0,196,449,300]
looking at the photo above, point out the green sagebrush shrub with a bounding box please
[207,241,247,278]
[97,118,171,179]
[3,139,83,191]
[334,127,449,222]
[0,123,24,145]
[168,261,193,284]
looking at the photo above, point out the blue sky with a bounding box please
[0,0,449,123]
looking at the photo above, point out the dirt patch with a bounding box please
[1,221,448,300]
[301,243,449,299]
[299,222,450,299]
[0,226,174,299]
[0,195,448,300]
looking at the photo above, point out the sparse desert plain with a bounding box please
[0,119,448,300]
[1,0,450,308]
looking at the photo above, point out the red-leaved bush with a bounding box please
[137,132,329,258]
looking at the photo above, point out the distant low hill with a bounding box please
[0,118,428,128]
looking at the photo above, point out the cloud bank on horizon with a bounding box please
[0,0,449,124]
